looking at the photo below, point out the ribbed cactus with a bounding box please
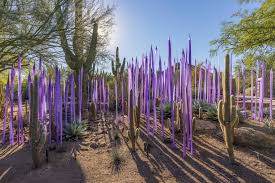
[198,107,202,119]
[192,117,196,133]
[112,47,126,81]
[135,93,141,128]
[90,102,96,121]
[174,102,181,131]
[127,90,140,151]
[30,75,47,168]
[218,54,239,163]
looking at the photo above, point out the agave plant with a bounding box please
[63,120,88,141]
[163,102,172,119]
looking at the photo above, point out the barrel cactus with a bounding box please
[30,75,47,168]
[218,54,239,163]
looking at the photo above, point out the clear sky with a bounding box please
[108,0,259,68]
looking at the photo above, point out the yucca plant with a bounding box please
[111,147,123,174]
[63,120,88,141]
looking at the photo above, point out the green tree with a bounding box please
[210,0,275,64]
[55,0,114,109]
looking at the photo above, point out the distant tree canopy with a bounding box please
[0,0,115,73]
[210,0,275,66]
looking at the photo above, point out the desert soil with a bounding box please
[1,113,275,183]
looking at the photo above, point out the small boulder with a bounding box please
[234,127,275,148]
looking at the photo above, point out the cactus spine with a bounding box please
[30,75,47,168]
[218,54,239,163]
[128,90,140,151]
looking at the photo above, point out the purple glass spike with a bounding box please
[48,77,52,144]
[10,67,15,145]
[251,70,253,113]
[159,57,164,139]
[270,69,273,120]
[115,80,118,126]
[241,61,246,111]
[168,38,175,147]
[70,74,75,122]
[217,64,221,101]
[121,79,124,127]
[17,55,24,144]
[65,80,68,124]
[2,76,9,144]
[194,59,197,100]
[28,73,31,124]
[237,69,240,109]
[198,65,202,101]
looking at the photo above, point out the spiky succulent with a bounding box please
[162,102,172,119]
[264,118,275,136]
[111,147,123,174]
[205,104,218,121]
[63,120,88,141]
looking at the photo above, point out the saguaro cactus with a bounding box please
[127,90,140,151]
[218,54,239,163]
[30,75,47,168]
[112,47,126,81]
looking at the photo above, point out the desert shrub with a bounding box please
[192,100,209,113]
[237,109,246,123]
[63,120,88,141]
[264,118,275,136]
[263,107,270,118]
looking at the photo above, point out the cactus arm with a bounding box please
[218,100,225,125]
[192,117,196,133]
[120,58,126,78]
[230,95,239,128]
[111,60,116,78]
